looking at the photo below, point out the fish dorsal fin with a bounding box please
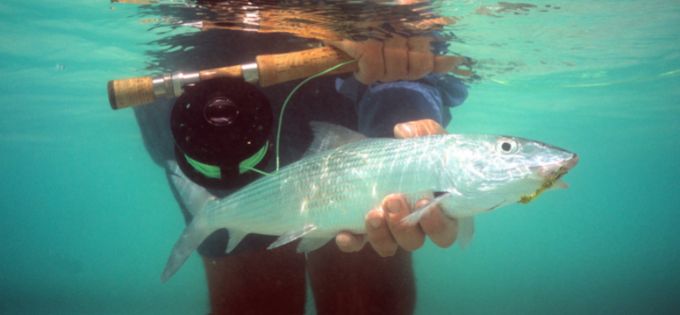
[306,122,366,155]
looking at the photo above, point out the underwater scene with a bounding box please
[0,0,679,314]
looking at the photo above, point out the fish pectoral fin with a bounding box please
[225,230,248,254]
[457,217,475,248]
[553,179,569,190]
[268,224,319,250]
[401,192,453,226]
[297,236,333,253]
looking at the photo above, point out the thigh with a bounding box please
[202,235,307,315]
[307,244,415,315]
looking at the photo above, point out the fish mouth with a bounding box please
[519,154,579,204]
[562,154,580,171]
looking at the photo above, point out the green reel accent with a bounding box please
[182,59,356,181]
[184,141,270,179]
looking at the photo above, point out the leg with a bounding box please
[202,236,307,315]
[307,244,415,315]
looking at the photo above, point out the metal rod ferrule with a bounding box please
[152,74,173,98]
[241,63,259,83]
[172,72,200,97]
[151,72,201,99]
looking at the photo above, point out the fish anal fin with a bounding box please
[268,224,318,250]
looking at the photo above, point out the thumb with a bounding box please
[394,119,447,138]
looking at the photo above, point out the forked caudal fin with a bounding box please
[161,161,218,282]
[166,161,215,217]
[161,216,213,282]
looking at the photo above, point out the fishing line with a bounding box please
[242,59,357,176]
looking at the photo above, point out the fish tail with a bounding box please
[160,215,212,283]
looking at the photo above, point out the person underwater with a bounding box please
[124,1,573,314]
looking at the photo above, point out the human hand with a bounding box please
[335,119,459,256]
[327,36,463,85]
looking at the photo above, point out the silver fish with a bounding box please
[161,122,578,282]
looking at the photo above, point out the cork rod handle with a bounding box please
[257,46,354,87]
[107,76,155,110]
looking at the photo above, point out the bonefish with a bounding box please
[162,122,578,282]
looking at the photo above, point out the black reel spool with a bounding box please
[171,77,273,189]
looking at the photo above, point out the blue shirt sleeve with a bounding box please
[336,74,468,137]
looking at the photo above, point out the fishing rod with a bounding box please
[107,46,356,109]
[107,45,469,109]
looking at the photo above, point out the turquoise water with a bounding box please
[1,1,679,314]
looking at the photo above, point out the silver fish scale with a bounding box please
[162,129,577,282]
[203,135,451,236]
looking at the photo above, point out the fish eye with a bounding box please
[496,138,518,154]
